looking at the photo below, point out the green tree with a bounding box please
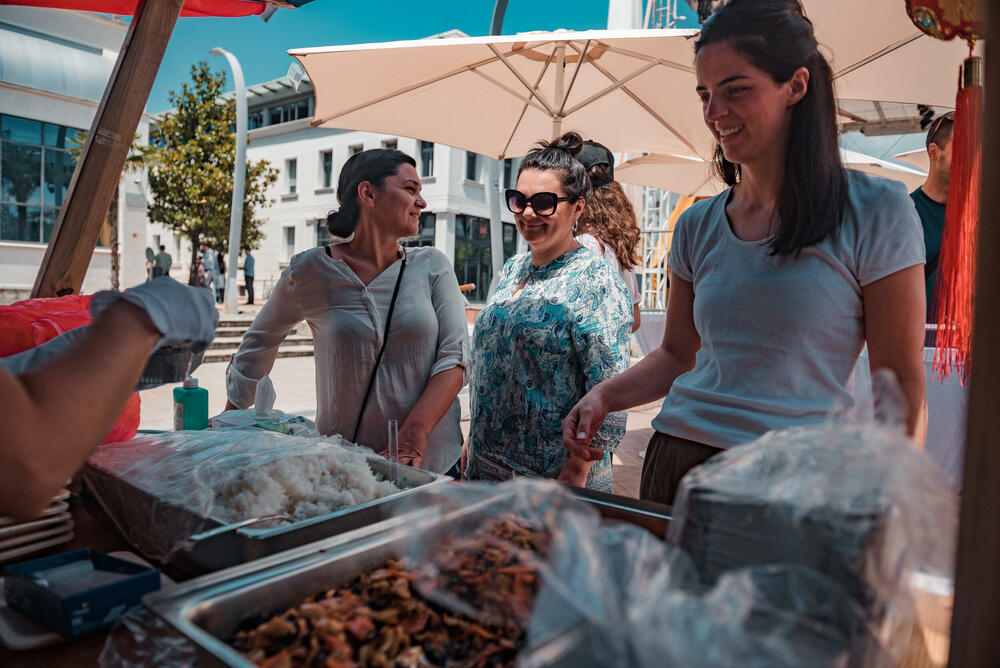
[146,62,277,283]
[68,132,155,290]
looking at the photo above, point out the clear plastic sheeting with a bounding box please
[98,606,196,668]
[210,375,319,436]
[667,371,958,664]
[81,430,397,561]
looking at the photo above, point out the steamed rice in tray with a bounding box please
[211,450,399,522]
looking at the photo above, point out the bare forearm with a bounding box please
[887,366,928,448]
[595,345,694,413]
[399,366,465,449]
[0,302,158,517]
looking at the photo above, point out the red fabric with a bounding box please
[0,0,266,18]
[0,295,141,443]
[932,59,982,383]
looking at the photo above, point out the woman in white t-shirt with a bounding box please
[562,0,927,505]
[575,140,643,333]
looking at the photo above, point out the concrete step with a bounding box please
[203,345,315,364]
[209,335,312,351]
[216,316,258,327]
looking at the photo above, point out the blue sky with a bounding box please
[145,0,700,113]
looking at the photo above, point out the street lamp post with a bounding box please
[210,46,247,315]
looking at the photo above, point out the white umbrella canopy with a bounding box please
[290,29,712,160]
[616,147,928,195]
[894,147,930,173]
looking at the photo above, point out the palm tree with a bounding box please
[68,133,155,289]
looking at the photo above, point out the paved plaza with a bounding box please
[138,355,656,498]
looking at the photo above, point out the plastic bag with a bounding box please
[0,294,140,444]
[98,606,196,668]
[666,370,958,663]
[81,429,397,561]
[209,375,318,436]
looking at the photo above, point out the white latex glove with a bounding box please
[0,327,87,375]
[90,277,218,352]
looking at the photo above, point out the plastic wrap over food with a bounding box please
[629,564,885,668]
[81,429,397,561]
[99,606,196,668]
[667,371,958,662]
[209,376,319,436]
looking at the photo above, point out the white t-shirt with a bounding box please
[653,170,925,449]
[226,245,470,473]
[576,233,641,304]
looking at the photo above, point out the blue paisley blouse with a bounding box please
[466,246,632,492]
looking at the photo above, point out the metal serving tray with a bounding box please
[144,490,672,667]
[145,499,496,667]
[81,454,451,575]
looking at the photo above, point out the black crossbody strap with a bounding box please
[351,252,407,442]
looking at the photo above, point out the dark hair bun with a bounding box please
[547,131,584,157]
[326,206,357,238]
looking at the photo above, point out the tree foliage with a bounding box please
[147,62,277,266]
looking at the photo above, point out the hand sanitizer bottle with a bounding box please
[173,377,208,431]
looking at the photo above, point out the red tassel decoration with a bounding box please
[932,55,983,382]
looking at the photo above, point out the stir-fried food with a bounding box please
[233,516,550,667]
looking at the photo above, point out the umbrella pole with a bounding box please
[486,0,511,297]
[551,43,567,139]
[31,0,184,297]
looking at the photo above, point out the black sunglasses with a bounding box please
[505,189,575,216]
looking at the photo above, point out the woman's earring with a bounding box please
[572,220,578,233]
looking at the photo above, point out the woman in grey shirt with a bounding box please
[563,0,927,504]
[226,149,469,474]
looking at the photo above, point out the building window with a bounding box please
[285,158,297,194]
[465,152,478,181]
[282,226,296,262]
[319,150,333,189]
[419,141,434,177]
[453,215,515,302]
[381,139,397,151]
[269,106,282,126]
[249,110,265,129]
[503,158,514,189]
[402,212,436,248]
[349,144,364,156]
[0,114,82,243]
[316,218,334,246]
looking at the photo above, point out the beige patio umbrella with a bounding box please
[291,28,707,160]
[894,147,930,174]
[616,148,928,195]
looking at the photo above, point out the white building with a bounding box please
[0,6,149,302]
[150,67,522,303]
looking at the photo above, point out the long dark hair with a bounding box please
[696,0,847,256]
[326,148,416,238]
[517,131,592,201]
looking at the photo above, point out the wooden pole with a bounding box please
[31,0,183,298]
[948,8,999,667]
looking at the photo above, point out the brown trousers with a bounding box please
[639,432,723,506]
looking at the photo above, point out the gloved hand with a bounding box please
[0,327,87,375]
[90,277,218,353]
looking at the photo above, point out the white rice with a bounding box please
[211,448,399,522]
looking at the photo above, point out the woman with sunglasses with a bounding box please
[226,148,469,475]
[464,131,633,491]
[563,0,927,505]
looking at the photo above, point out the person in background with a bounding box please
[244,250,256,305]
[465,131,632,492]
[215,251,227,304]
[201,244,217,297]
[192,255,207,288]
[911,112,953,323]
[575,139,644,332]
[563,0,927,505]
[0,278,217,518]
[226,148,469,475]
[153,244,172,279]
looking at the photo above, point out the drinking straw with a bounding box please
[387,418,399,484]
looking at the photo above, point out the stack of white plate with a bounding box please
[0,489,74,564]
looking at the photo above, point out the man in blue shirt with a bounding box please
[243,251,256,305]
[910,112,953,323]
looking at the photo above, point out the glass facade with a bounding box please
[0,114,81,243]
[260,98,311,129]
[454,214,516,302]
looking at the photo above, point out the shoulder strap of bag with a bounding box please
[324,244,333,258]
[351,252,407,442]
